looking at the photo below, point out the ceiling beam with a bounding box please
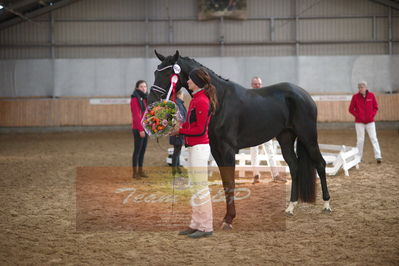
[0,0,81,30]
[4,0,39,11]
[370,0,399,10]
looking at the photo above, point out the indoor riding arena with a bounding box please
[1,0,398,265]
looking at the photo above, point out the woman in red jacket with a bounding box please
[172,68,218,238]
[349,81,382,163]
[130,80,149,179]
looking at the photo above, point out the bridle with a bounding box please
[151,63,183,101]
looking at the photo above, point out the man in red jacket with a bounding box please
[349,81,382,163]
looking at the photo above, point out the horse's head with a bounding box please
[148,50,191,104]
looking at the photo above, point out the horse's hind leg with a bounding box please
[276,130,298,215]
[302,142,332,213]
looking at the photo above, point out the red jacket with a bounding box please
[130,97,147,131]
[349,91,378,124]
[179,90,211,146]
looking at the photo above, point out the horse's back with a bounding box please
[254,82,310,98]
[253,82,317,114]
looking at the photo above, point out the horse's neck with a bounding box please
[211,73,244,93]
[183,58,245,93]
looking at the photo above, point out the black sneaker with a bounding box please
[178,228,197,235]
[376,158,382,164]
[187,230,213,238]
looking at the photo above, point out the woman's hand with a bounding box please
[139,131,146,138]
[169,129,180,136]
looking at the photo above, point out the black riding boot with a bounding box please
[176,166,183,175]
[172,166,177,177]
[138,167,148,178]
[132,167,141,179]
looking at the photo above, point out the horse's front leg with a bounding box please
[219,165,236,229]
[211,142,237,229]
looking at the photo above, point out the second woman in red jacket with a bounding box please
[172,68,218,238]
[130,80,149,179]
[349,81,382,163]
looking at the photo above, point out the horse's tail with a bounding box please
[296,140,316,203]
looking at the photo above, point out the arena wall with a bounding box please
[0,55,398,98]
[0,94,398,127]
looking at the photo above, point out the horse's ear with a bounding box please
[172,50,180,63]
[154,50,165,61]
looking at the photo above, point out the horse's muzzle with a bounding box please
[148,86,164,104]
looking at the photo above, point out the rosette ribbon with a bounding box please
[166,74,179,102]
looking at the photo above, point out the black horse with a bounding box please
[148,50,331,229]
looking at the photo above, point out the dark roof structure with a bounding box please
[369,0,399,10]
[0,0,80,30]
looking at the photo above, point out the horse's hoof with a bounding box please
[284,210,294,216]
[322,201,332,214]
[221,222,233,230]
[252,175,260,184]
[284,201,297,216]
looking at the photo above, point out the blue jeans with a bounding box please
[132,129,148,167]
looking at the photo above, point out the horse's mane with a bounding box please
[180,56,230,83]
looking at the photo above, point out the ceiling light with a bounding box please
[0,4,4,10]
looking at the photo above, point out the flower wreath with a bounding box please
[142,100,182,137]
[141,73,183,137]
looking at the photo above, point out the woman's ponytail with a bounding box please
[190,68,218,113]
[205,83,218,114]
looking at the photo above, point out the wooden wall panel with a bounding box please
[0,94,398,127]
[0,98,132,127]
[374,94,399,121]
[316,101,351,122]
[315,94,399,122]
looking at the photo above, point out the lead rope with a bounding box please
[172,175,175,216]
[165,74,180,217]
[154,135,176,217]
[154,136,176,217]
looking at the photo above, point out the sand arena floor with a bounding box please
[0,128,398,265]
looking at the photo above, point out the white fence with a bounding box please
[166,140,360,177]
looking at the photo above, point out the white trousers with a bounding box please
[187,144,213,232]
[250,140,279,178]
[355,122,382,160]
